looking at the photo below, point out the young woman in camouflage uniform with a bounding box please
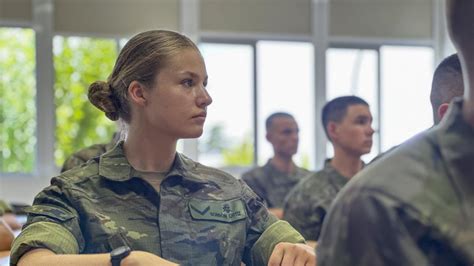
[11,30,315,266]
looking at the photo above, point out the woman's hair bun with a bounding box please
[88,81,120,121]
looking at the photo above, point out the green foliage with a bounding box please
[200,124,254,166]
[199,123,227,153]
[0,28,36,172]
[222,134,254,166]
[54,36,117,166]
[297,152,310,169]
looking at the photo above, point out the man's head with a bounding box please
[322,96,374,157]
[266,112,299,159]
[430,54,464,124]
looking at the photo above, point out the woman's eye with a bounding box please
[182,79,194,87]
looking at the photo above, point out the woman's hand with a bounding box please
[268,242,316,266]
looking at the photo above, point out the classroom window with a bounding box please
[198,43,254,167]
[380,45,434,151]
[53,36,118,166]
[0,28,36,173]
[257,41,315,169]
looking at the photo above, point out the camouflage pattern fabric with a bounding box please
[61,138,117,173]
[283,160,348,240]
[317,98,474,266]
[10,142,305,265]
[242,161,311,208]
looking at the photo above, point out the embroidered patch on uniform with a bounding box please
[188,198,247,223]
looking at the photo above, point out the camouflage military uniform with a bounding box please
[0,200,12,216]
[61,134,118,173]
[242,161,311,208]
[11,142,305,265]
[283,160,347,240]
[317,98,474,266]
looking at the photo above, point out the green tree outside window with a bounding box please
[0,28,36,173]
[54,36,117,166]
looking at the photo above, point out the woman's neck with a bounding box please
[124,124,177,173]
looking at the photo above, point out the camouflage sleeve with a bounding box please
[10,177,85,265]
[241,172,268,206]
[317,188,427,266]
[251,220,306,265]
[239,181,305,266]
[283,184,324,241]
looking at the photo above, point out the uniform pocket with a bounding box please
[187,198,248,265]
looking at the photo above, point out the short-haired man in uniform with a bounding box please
[283,96,374,242]
[242,112,310,219]
[317,1,474,265]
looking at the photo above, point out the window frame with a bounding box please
[0,21,125,179]
[328,41,435,156]
[0,3,438,178]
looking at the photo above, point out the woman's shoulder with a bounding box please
[178,154,246,196]
[53,159,101,187]
[193,161,242,187]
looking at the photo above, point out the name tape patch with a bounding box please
[188,198,247,223]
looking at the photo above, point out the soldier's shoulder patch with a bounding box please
[188,198,247,223]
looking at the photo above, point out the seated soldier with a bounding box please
[10,30,315,266]
[242,112,311,219]
[283,96,373,242]
[317,1,474,265]
[61,132,121,172]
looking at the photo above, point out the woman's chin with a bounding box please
[180,129,204,139]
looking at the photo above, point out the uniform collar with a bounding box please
[264,159,304,176]
[98,141,208,185]
[436,98,474,201]
[323,158,350,185]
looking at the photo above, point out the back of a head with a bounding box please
[265,112,295,132]
[322,96,369,140]
[87,30,199,123]
[430,53,464,124]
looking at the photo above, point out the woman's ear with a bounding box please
[128,81,147,106]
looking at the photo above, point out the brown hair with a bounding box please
[88,30,199,122]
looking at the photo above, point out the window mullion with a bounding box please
[34,0,56,177]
